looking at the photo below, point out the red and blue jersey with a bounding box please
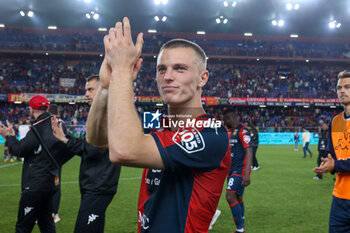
[228,123,251,176]
[137,114,231,233]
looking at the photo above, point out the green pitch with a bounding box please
[0,144,333,233]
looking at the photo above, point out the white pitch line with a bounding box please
[0,162,21,169]
[0,176,141,188]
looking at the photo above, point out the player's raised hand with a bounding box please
[51,117,66,142]
[103,17,143,81]
[0,122,14,138]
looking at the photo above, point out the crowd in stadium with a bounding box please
[0,58,341,98]
[0,102,337,130]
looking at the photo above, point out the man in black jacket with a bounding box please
[250,122,260,170]
[313,121,329,180]
[0,95,73,233]
[51,75,121,233]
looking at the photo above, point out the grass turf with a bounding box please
[0,144,334,233]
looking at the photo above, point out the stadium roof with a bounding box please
[0,0,349,37]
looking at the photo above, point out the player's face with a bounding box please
[337,78,350,106]
[85,79,99,105]
[223,114,231,129]
[156,47,208,107]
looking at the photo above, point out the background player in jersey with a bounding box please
[294,130,299,151]
[86,17,231,232]
[223,110,253,233]
[314,70,350,233]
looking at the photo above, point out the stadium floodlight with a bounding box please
[223,18,228,24]
[286,3,293,10]
[294,4,300,10]
[0,24,5,28]
[272,20,277,26]
[45,53,49,55]
[216,18,221,24]
[329,20,336,29]
[148,29,157,33]
[98,27,107,31]
[100,54,103,57]
[48,26,57,30]
[220,16,224,19]
[284,105,288,108]
[93,13,99,20]
[224,1,228,7]
[244,32,253,36]
[290,34,299,38]
[232,1,237,7]
[161,0,168,5]
[161,16,167,22]
[304,105,310,108]
[336,23,341,28]
[20,11,25,17]
[154,16,160,21]
[153,56,157,58]
[84,0,91,3]
[27,11,34,17]
[259,105,266,108]
[154,0,161,4]
[306,59,309,62]
[278,20,284,27]
[197,31,205,35]
[86,13,91,19]
[257,58,260,61]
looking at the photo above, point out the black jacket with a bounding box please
[65,137,121,195]
[318,129,328,151]
[6,112,73,192]
[250,128,259,147]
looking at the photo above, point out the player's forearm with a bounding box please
[86,86,109,148]
[108,70,145,163]
[244,148,253,174]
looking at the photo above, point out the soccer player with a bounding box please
[86,17,231,232]
[51,75,121,233]
[294,130,299,151]
[223,110,252,233]
[48,104,65,223]
[313,70,350,233]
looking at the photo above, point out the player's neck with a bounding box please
[344,104,350,117]
[167,107,206,121]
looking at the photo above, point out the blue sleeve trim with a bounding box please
[150,132,170,171]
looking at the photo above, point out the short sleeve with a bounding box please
[239,127,251,149]
[151,126,229,172]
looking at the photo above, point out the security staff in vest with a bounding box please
[314,70,350,233]
[0,95,73,233]
[51,75,122,233]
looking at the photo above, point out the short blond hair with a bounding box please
[338,70,350,79]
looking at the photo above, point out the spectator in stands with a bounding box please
[302,126,312,158]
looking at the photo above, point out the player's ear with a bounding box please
[198,70,209,88]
